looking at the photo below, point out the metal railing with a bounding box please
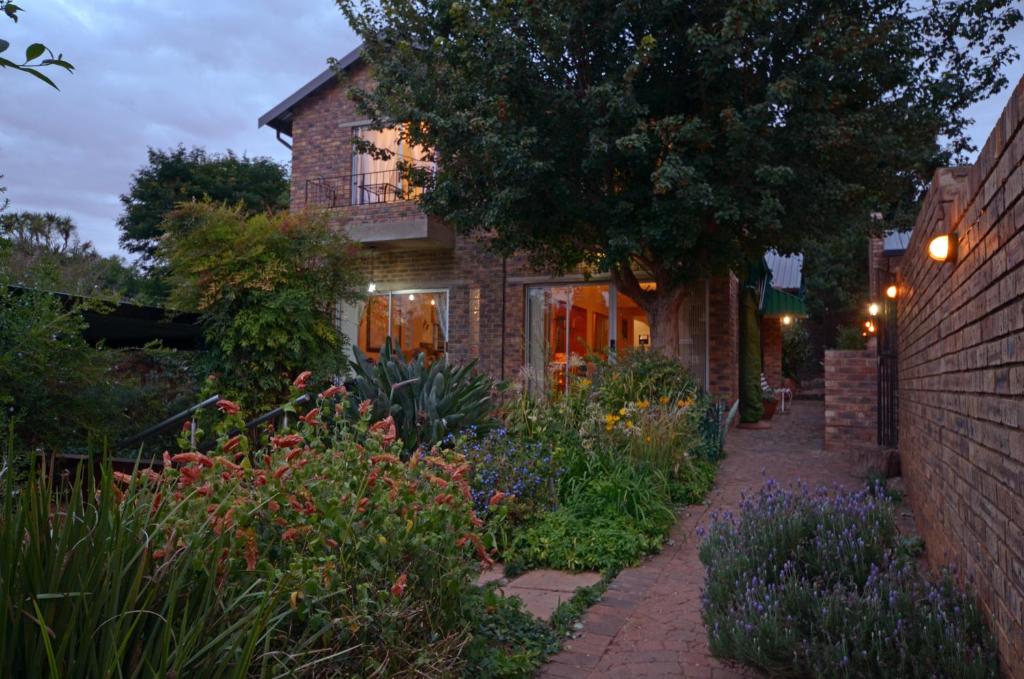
[304,165,433,209]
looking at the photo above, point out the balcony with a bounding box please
[303,166,452,250]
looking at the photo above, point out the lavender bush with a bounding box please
[699,481,1000,678]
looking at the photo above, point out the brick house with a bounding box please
[259,46,800,404]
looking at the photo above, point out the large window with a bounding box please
[351,126,431,205]
[352,290,449,362]
[525,281,708,394]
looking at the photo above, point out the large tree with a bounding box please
[338,0,1020,357]
[117,146,290,266]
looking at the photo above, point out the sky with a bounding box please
[1,4,1022,258]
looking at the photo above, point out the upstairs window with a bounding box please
[351,126,431,205]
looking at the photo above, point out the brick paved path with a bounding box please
[538,401,861,678]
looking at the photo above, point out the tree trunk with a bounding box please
[611,263,689,359]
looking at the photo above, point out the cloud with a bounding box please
[1,0,357,256]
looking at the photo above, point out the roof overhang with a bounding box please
[761,286,808,319]
[258,45,364,137]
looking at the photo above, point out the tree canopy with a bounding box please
[339,0,1020,355]
[117,146,290,266]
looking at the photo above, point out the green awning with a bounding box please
[761,286,808,318]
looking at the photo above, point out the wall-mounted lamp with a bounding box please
[885,285,898,299]
[781,315,792,326]
[408,294,416,301]
[928,233,957,263]
[868,302,880,317]
[367,281,377,293]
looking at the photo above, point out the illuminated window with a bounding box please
[355,290,448,363]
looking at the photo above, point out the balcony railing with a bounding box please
[304,166,433,209]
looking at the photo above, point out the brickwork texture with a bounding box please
[897,75,1024,675]
[824,350,878,451]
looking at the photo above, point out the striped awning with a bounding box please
[761,286,808,318]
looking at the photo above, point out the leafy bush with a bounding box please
[591,350,700,409]
[455,427,561,522]
[160,202,364,412]
[782,322,815,380]
[142,395,502,676]
[835,324,867,350]
[699,481,1000,678]
[349,339,496,453]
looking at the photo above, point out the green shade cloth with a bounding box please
[761,286,808,318]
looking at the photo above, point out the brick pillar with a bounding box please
[707,274,740,403]
[824,350,878,451]
[761,316,783,387]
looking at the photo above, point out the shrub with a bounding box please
[455,427,561,523]
[782,322,815,380]
[835,324,867,350]
[591,350,700,409]
[139,394,502,676]
[699,481,1000,678]
[349,339,496,453]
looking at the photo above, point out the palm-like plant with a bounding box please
[348,339,496,453]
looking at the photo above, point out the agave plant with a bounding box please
[348,339,496,452]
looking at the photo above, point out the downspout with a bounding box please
[500,256,507,381]
[275,129,292,150]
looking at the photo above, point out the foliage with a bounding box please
[1,211,156,302]
[349,338,496,453]
[454,426,561,523]
[465,588,561,678]
[699,481,1000,678]
[781,322,815,381]
[739,288,764,423]
[591,350,700,409]
[836,325,868,350]
[338,0,1020,356]
[121,389,506,676]
[0,1,73,89]
[0,465,284,678]
[119,145,290,269]
[160,202,363,412]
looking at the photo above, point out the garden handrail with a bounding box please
[118,394,221,449]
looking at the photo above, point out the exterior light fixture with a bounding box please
[886,285,897,299]
[868,302,880,317]
[367,282,377,293]
[782,315,792,326]
[408,294,415,301]
[928,233,957,263]
[430,299,436,306]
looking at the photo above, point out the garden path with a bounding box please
[537,401,861,678]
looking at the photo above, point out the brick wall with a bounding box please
[761,316,783,388]
[895,75,1024,675]
[823,350,878,451]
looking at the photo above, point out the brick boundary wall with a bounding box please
[897,75,1024,675]
[823,350,878,451]
[761,316,783,388]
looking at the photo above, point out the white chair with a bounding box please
[761,373,792,413]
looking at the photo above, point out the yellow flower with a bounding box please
[625,420,634,428]
[618,407,627,416]
[659,396,670,405]
[378,535,388,545]
[605,424,614,432]
[645,436,652,443]
[637,400,650,410]
[578,378,592,388]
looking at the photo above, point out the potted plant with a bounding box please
[761,384,778,420]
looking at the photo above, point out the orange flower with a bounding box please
[285,447,305,462]
[319,384,346,399]
[292,370,313,390]
[112,471,133,485]
[358,399,374,417]
[171,452,214,468]
[488,491,506,508]
[390,573,408,598]
[162,450,173,468]
[370,453,401,465]
[244,537,258,571]
[288,495,304,512]
[151,491,163,513]
[223,435,244,453]
[299,408,321,426]
[255,471,268,486]
[428,475,449,489]
[196,483,212,497]
[268,499,281,513]
[216,399,241,415]
[325,537,339,549]
[368,416,397,447]
[282,525,312,541]
[356,497,369,513]
[153,549,167,560]
[272,465,290,479]
[272,434,304,449]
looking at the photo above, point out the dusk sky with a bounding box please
[2,2,1022,258]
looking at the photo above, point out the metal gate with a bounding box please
[877,297,898,446]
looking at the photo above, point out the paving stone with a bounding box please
[502,585,572,621]
[476,563,506,586]
[537,402,861,678]
[508,569,602,592]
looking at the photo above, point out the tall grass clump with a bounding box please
[699,481,1001,678]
